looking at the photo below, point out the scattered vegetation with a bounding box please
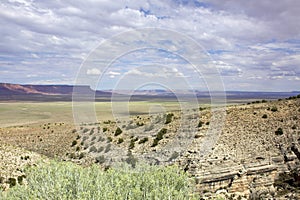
[102,127,108,132]
[129,138,137,150]
[165,113,174,124]
[117,138,124,144]
[199,107,206,111]
[104,144,111,153]
[89,146,97,153]
[103,120,111,124]
[151,128,167,147]
[197,121,203,128]
[275,128,284,135]
[89,128,95,135]
[95,155,105,164]
[125,151,138,168]
[71,140,77,147]
[271,106,278,112]
[82,128,89,133]
[97,147,104,153]
[114,127,123,136]
[107,137,112,143]
[262,114,268,119]
[138,137,149,144]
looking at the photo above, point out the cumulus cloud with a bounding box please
[0,0,299,91]
[87,68,101,75]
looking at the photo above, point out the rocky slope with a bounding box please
[70,97,300,199]
[0,143,44,191]
[0,96,300,199]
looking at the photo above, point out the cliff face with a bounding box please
[0,83,111,101]
[177,98,300,199]
[0,83,75,95]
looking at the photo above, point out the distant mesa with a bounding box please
[0,83,111,101]
[0,82,298,102]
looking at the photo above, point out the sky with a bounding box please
[0,0,300,91]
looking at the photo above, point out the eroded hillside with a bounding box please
[1,96,300,199]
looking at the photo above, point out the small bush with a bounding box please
[297,94,300,98]
[117,138,124,144]
[114,127,123,136]
[78,152,85,159]
[275,128,283,135]
[98,137,105,142]
[107,137,112,143]
[138,137,149,144]
[103,120,111,124]
[271,106,278,112]
[104,144,111,153]
[206,122,210,125]
[95,155,105,164]
[89,146,97,153]
[197,121,203,128]
[165,113,174,124]
[103,127,108,132]
[8,178,17,187]
[82,136,88,142]
[89,129,94,135]
[126,151,138,168]
[82,128,89,133]
[71,140,77,147]
[151,128,167,147]
[199,107,206,111]
[262,99,267,103]
[262,114,268,119]
[97,146,104,153]
[129,140,135,150]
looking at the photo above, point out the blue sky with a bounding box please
[0,0,299,91]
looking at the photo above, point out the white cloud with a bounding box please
[87,68,101,75]
[108,71,121,76]
[0,0,299,91]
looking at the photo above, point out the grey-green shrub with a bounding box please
[0,160,198,200]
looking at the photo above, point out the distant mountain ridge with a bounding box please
[0,83,75,95]
[0,82,298,101]
[0,83,111,101]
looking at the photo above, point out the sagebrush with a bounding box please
[0,160,198,200]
